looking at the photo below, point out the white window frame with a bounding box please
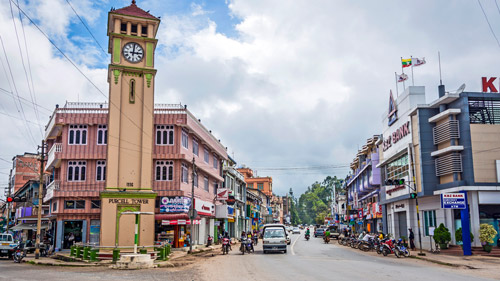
[68,125,88,145]
[204,176,209,191]
[67,161,86,181]
[213,154,218,169]
[181,130,189,149]
[181,163,188,183]
[204,147,209,163]
[96,160,106,181]
[155,160,173,181]
[156,125,174,145]
[97,125,107,145]
[193,138,199,156]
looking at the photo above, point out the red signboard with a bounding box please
[482,77,498,92]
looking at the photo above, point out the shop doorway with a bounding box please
[89,220,100,245]
[397,212,408,239]
[63,221,83,249]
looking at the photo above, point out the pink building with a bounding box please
[44,102,227,250]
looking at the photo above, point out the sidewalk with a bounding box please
[22,243,224,268]
[409,249,500,270]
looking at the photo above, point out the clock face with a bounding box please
[122,42,144,63]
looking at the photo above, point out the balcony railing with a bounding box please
[43,180,60,203]
[46,143,62,170]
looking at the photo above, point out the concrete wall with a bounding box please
[470,124,500,183]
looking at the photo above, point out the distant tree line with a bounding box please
[288,176,343,225]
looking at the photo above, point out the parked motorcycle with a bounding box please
[207,235,213,247]
[395,238,410,257]
[382,239,400,258]
[13,243,25,263]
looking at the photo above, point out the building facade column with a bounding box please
[468,191,481,247]
[56,220,63,251]
[82,219,87,244]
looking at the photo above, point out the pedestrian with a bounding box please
[68,232,75,247]
[409,228,416,250]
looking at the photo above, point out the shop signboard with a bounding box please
[217,188,229,201]
[358,209,363,218]
[161,219,201,225]
[215,204,228,218]
[195,199,215,216]
[160,196,191,213]
[227,206,234,217]
[441,193,466,209]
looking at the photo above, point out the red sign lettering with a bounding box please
[383,121,410,151]
[482,77,498,92]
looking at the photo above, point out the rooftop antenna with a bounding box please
[438,51,442,85]
[438,51,446,98]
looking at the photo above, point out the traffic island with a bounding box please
[113,254,155,270]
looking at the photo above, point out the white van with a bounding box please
[262,224,288,254]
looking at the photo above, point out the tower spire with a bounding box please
[132,0,136,5]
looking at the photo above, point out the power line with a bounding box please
[0,35,38,148]
[9,0,43,137]
[0,87,52,113]
[65,0,107,54]
[9,0,155,143]
[478,0,500,49]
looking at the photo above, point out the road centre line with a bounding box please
[291,233,300,255]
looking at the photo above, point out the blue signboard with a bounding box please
[160,196,191,213]
[441,193,466,209]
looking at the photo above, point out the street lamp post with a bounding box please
[120,212,154,254]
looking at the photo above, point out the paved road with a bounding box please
[197,230,497,281]
[0,231,496,281]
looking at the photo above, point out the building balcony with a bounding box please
[46,143,62,171]
[43,180,60,203]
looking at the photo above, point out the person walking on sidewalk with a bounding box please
[409,228,416,251]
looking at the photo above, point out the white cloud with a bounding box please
[2,0,500,196]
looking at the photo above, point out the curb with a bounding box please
[409,255,478,269]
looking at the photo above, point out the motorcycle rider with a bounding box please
[223,232,232,251]
[305,227,310,236]
[324,228,331,242]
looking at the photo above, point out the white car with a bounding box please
[292,227,301,234]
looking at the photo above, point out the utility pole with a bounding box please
[6,169,12,233]
[35,140,46,259]
[189,157,196,254]
[409,144,425,256]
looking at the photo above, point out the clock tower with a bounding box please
[100,0,160,249]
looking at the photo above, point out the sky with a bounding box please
[1,0,500,197]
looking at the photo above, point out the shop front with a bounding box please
[156,196,194,248]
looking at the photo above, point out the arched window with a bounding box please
[129,79,135,103]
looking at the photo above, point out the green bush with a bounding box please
[479,224,498,245]
[433,223,451,245]
[455,227,474,243]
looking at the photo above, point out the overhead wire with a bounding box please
[0,35,38,148]
[9,0,43,137]
[64,0,107,54]
[478,0,500,49]
[0,87,52,113]
[9,0,157,145]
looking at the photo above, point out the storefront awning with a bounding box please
[155,213,200,220]
[10,223,49,231]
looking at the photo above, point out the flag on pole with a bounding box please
[413,57,426,67]
[402,58,412,68]
[397,73,408,82]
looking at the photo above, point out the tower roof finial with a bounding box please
[132,0,136,5]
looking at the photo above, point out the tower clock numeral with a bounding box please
[122,42,144,63]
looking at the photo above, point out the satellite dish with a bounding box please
[456,83,466,94]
